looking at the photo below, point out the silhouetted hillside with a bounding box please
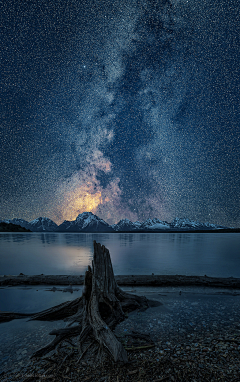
[0,222,31,232]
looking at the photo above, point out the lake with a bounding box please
[0,232,240,278]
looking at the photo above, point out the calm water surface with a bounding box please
[0,232,240,277]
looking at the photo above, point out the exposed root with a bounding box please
[29,241,152,364]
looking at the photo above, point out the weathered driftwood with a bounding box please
[29,241,149,364]
[0,296,82,324]
[0,312,32,323]
[29,297,82,321]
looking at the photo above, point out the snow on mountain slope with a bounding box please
[29,217,58,232]
[0,217,58,232]
[133,221,142,228]
[58,212,114,232]
[112,219,138,231]
[1,213,227,232]
[113,217,225,231]
[140,218,170,230]
[2,218,31,230]
[170,218,224,230]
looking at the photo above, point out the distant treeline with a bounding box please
[0,222,31,232]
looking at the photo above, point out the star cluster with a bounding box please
[1,0,240,226]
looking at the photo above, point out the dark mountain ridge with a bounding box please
[0,222,31,232]
[0,212,231,233]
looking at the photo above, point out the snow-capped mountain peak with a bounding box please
[2,218,30,231]
[133,221,142,228]
[113,219,138,231]
[1,213,228,232]
[28,217,58,231]
[76,211,94,221]
[170,217,225,230]
[58,212,114,232]
[140,218,170,230]
[75,212,109,228]
[30,217,52,224]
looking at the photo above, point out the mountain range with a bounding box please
[0,212,228,232]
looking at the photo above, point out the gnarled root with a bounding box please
[31,242,151,364]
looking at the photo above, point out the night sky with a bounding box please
[1,0,240,227]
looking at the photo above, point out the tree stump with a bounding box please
[30,241,150,364]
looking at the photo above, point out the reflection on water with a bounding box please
[0,233,240,277]
[0,285,83,313]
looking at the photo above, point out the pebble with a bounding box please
[0,319,64,374]
[1,287,240,381]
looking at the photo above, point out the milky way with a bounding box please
[1,0,240,226]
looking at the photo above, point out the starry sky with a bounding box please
[1,0,240,227]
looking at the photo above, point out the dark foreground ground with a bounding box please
[1,274,240,288]
[1,286,240,381]
[0,223,31,232]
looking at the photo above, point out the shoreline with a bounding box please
[1,286,240,381]
[1,228,240,233]
[1,274,240,288]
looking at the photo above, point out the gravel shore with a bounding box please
[2,331,240,381]
[1,274,240,289]
[1,286,240,381]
